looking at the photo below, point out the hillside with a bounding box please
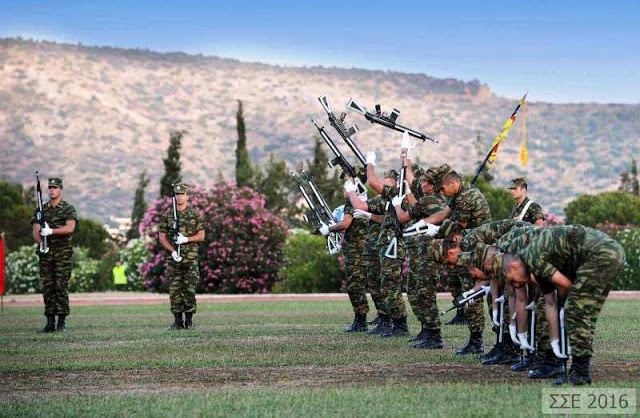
[1,38,639,222]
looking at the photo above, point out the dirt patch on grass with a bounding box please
[3,361,638,399]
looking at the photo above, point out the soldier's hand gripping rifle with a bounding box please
[440,285,490,317]
[346,99,437,143]
[311,118,367,197]
[292,172,340,254]
[300,170,343,253]
[170,183,182,262]
[35,171,49,254]
[384,155,409,259]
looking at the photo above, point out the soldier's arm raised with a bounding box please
[423,207,452,225]
[329,214,354,232]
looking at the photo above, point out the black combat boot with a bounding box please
[381,317,409,338]
[529,349,566,379]
[483,341,520,365]
[367,316,381,326]
[56,315,67,332]
[344,314,367,332]
[168,313,184,330]
[445,308,468,326]
[184,312,194,329]
[455,332,483,355]
[38,315,56,333]
[408,323,427,342]
[367,315,391,336]
[413,328,444,349]
[512,355,532,371]
[565,356,592,386]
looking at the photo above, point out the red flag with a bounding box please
[0,235,5,295]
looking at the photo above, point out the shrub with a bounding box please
[69,247,100,293]
[140,183,288,293]
[5,245,40,294]
[565,192,640,227]
[118,237,148,291]
[273,232,343,293]
[594,222,640,290]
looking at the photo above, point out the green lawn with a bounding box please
[1,298,639,417]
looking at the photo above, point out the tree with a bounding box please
[632,158,639,196]
[304,135,343,209]
[565,191,640,227]
[475,130,494,184]
[470,176,513,220]
[159,131,184,198]
[127,170,150,241]
[254,155,293,215]
[235,100,254,187]
[73,217,113,259]
[0,180,33,251]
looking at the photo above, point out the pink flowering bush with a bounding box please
[543,212,565,227]
[140,183,288,293]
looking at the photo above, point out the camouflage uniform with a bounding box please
[404,192,447,329]
[518,225,625,357]
[459,219,532,252]
[343,200,370,315]
[447,179,492,334]
[510,197,545,224]
[365,196,388,316]
[377,184,406,320]
[159,206,204,314]
[31,198,77,316]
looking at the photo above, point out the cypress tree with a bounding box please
[159,131,184,198]
[235,100,254,187]
[127,170,150,241]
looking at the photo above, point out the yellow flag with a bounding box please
[486,93,527,167]
[520,101,528,166]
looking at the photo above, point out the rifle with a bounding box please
[557,292,570,383]
[384,160,409,259]
[346,99,437,143]
[440,285,490,317]
[318,95,367,168]
[495,293,506,347]
[34,171,49,254]
[170,182,181,259]
[526,294,537,356]
[292,172,340,254]
[311,118,367,196]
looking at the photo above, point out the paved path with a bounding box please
[2,291,639,307]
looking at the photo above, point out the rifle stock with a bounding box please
[35,171,49,254]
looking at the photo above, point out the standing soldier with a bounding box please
[321,182,370,332]
[508,178,544,226]
[31,177,77,333]
[159,184,205,330]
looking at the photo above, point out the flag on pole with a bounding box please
[487,93,528,167]
[520,101,528,166]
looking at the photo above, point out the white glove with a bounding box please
[319,222,330,236]
[481,285,491,295]
[551,339,568,359]
[344,180,357,193]
[171,251,182,262]
[391,195,403,207]
[518,332,535,351]
[492,308,500,327]
[366,151,377,166]
[425,223,440,237]
[509,325,519,345]
[462,289,475,298]
[40,222,53,237]
[353,209,372,220]
[409,219,426,231]
[175,233,189,245]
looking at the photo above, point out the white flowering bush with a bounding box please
[118,237,148,291]
[69,247,100,293]
[610,227,640,290]
[5,245,41,294]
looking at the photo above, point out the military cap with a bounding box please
[418,172,435,186]
[384,169,399,181]
[438,219,464,238]
[491,253,507,286]
[457,251,473,269]
[48,178,63,189]
[173,183,189,194]
[472,243,495,270]
[508,177,527,189]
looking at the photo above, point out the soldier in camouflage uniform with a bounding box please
[423,170,492,355]
[508,178,545,226]
[347,188,389,335]
[394,165,447,348]
[159,184,205,330]
[324,186,370,332]
[503,225,625,385]
[31,178,77,333]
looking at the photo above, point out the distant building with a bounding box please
[103,216,131,241]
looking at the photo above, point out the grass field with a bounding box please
[1,297,639,417]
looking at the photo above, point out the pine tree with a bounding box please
[476,130,494,183]
[631,158,639,196]
[127,170,150,241]
[159,131,184,198]
[255,154,291,215]
[305,135,343,209]
[235,100,254,187]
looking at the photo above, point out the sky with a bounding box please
[1,0,639,104]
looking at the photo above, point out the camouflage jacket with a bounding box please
[343,199,368,251]
[510,197,545,224]
[518,225,612,293]
[364,195,386,256]
[447,180,491,228]
[460,219,532,251]
[159,206,205,262]
[377,184,402,247]
[30,200,77,249]
[403,193,447,248]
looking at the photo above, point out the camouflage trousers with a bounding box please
[565,239,625,357]
[378,238,407,320]
[167,260,199,314]
[407,240,441,330]
[364,252,387,317]
[344,243,369,315]
[39,245,73,316]
[534,293,550,352]
[456,268,485,334]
